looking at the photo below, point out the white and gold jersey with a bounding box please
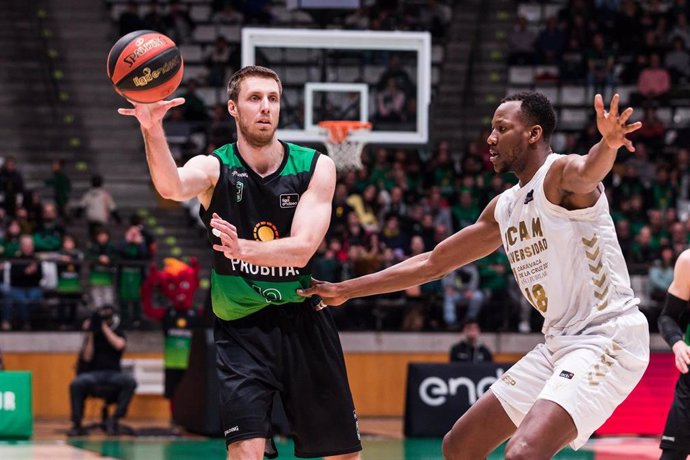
[494,153,639,334]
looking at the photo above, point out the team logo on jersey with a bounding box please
[524,190,534,204]
[559,370,574,379]
[235,181,244,203]
[253,221,279,241]
[280,193,299,208]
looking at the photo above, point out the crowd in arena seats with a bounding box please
[0,156,156,331]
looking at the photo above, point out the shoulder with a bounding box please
[675,249,690,273]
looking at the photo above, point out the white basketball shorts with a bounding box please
[490,309,649,449]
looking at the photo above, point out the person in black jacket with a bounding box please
[67,306,137,436]
[449,319,493,363]
[2,235,42,331]
[658,249,690,460]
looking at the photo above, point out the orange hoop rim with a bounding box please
[318,120,372,144]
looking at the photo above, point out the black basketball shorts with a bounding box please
[214,300,362,458]
[660,372,690,454]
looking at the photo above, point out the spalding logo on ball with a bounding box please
[107,30,184,103]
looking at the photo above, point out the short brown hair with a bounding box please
[226,65,282,102]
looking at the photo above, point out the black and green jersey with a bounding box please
[201,141,320,321]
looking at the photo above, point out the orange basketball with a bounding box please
[106,30,184,103]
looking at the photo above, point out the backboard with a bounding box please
[241,28,432,144]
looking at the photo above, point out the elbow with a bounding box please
[422,254,446,281]
[157,187,179,201]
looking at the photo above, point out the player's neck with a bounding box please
[236,138,284,177]
[515,145,552,186]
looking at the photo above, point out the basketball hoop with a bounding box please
[318,120,372,171]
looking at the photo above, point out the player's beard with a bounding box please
[236,112,276,148]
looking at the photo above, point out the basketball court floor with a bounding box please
[0,418,677,459]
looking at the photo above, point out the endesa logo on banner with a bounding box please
[419,369,505,407]
[405,362,513,437]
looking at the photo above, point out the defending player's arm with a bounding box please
[549,94,642,197]
[297,197,504,306]
[118,99,218,202]
[658,249,690,373]
[211,154,336,267]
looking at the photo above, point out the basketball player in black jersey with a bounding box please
[658,248,690,460]
[118,66,361,460]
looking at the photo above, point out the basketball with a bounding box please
[106,30,184,103]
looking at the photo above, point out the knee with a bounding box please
[503,438,541,460]
[441,432,466,460]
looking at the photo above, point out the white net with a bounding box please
[319,121,371,171]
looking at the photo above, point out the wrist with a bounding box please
[672,340,686,352]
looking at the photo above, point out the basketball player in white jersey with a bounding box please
[298,92,650,459]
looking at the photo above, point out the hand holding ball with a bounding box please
[107,30,184,103]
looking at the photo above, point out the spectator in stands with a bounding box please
[87,228,118,310]
[629,225,660,273]
[649,164,677,211]
[0,219,21,259]
[417,0,452,40]
[347,184,380,233]
[205,36,233,88]
[179,81,209,123]
[449,319,493,363]
[78,175,120,239]
[452,189,480,230]
[128,214,156,259]
[443,264,485,329]
[55,234,83,330]
[668,13,690,48]
[649,246,676,306]
[344,7,370,30]
[313,239,343,283]
[0,156,24,217]
[673,147,690,200]
[534,16,566,64]
[616,219,635,258]
[633,106,666,151]
[118,1,143,37]
[380,213,408,253]
[586,33,616,98]
[34,202,65,253]
[142,1,168,33]
[68,305,136,436]
[375,78,407,124]
[242,0,273,25]
[164,1,195,44]
[478,249,514,331]
[45,159,71,223]
[212,3,244,24]
[118,225,149,329]
[2,235,42,331]
[208,104,236,148]
[665,37,690,83]
[330,183,354,238]
[636,52,671,103]
[508,16,536,65]
[376,54,414,96]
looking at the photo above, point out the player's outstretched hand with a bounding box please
[297,278,348,309]
[117,98,186,130]
[672,341,690,374]
[210,212,240,260]
[594,93,642,153]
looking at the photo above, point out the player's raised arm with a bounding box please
[298,196,503,306]
[211,154,336,268]
[553,94,642,196]
[118,99,219,202]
